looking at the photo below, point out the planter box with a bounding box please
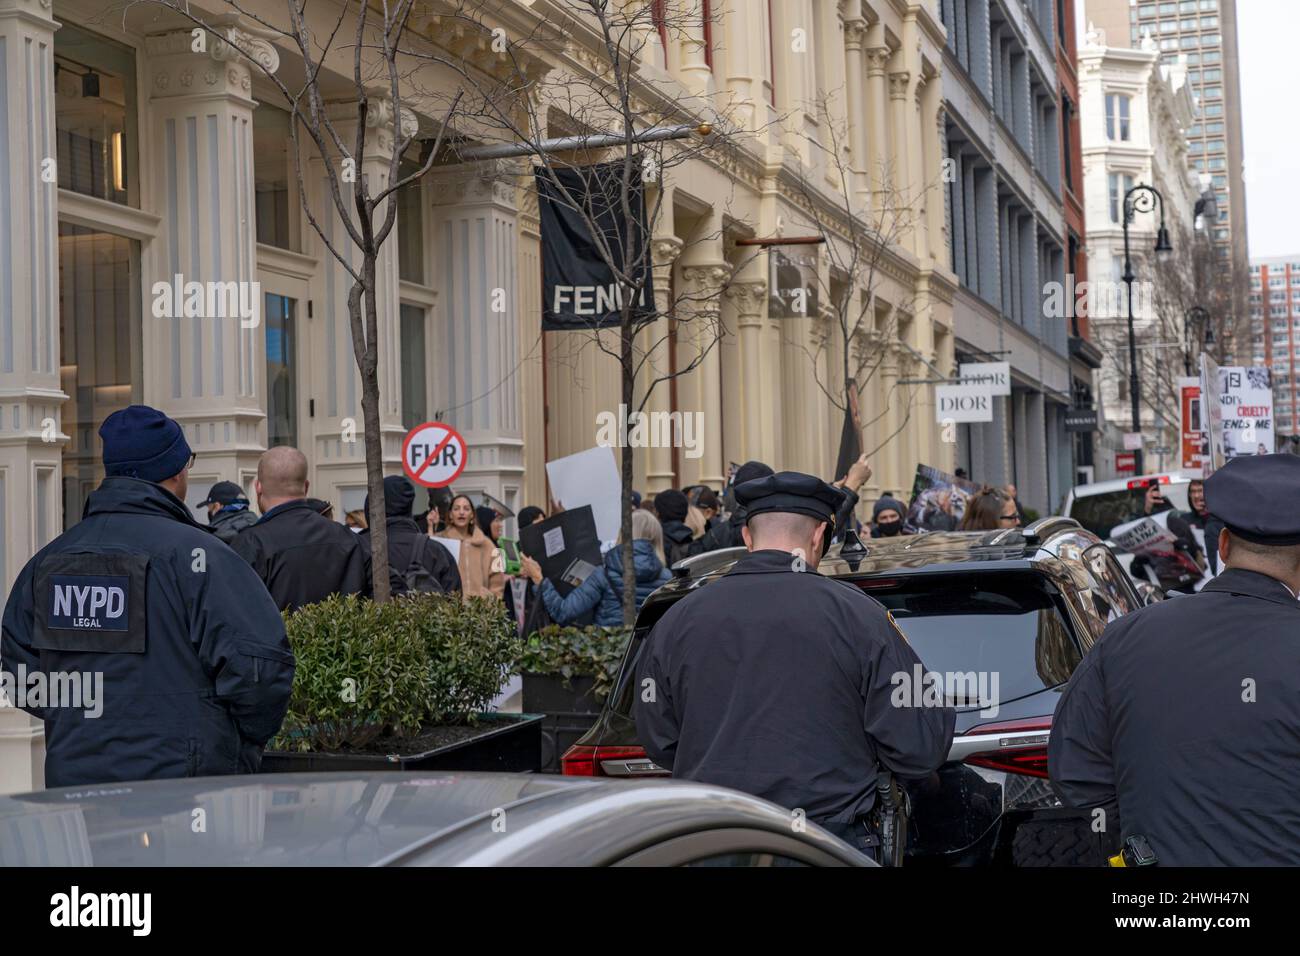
[259,713,543,774]
[522,674,603,774]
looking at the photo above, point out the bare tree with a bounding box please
[785,105,935,469]
[412,0,751,622]
[132,0,471,601]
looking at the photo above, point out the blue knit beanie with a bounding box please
[100,405,193,482]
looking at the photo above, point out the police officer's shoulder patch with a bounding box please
[33,551,149,653]
[885,610,910,645]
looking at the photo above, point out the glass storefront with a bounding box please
[54,22,138,207]
[400,303,427,429]
[265,293,298,447]
[58,223,142,529]
[253,104,298,250]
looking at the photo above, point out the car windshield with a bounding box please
[1069,482,1189,539]
[862,572,1081,708]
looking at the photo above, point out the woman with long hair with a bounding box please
[960,487,1020,531]
[435,493,505,599]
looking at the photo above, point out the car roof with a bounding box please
[1066,472,1192,498]
[659,518,1095,595]
[0,772,869,867]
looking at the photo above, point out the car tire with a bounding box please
[1010,820,1106,867]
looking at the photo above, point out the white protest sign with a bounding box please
[545,445,622,544]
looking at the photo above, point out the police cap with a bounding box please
[1204,453,1300,546]
[735,470,845,524]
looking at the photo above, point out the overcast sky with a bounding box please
[1236,0,1300,259]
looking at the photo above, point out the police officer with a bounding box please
[634,470,955,857]
[0,405,294,788]
[1049,453,1300,865]
[198,480,258,543]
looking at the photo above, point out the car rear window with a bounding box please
[614,573,1083,717]
[1069,483,1189,539]
[862,572,1081,708]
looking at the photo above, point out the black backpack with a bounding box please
[397,535,444,595]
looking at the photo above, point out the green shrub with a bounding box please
[391,593,523,724]
[518,625,634,703]
[272,592,523,752]
[273,594,428,752]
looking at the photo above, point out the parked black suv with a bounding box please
[562,517,1144,866]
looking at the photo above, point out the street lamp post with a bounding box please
[1184,305,1210,376]
[1121,183,1173,475]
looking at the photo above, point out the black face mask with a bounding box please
[876,519,903,537]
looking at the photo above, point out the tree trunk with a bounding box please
[355,262,391,603]
[621,317,637,624]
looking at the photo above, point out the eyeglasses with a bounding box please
[998,513,1019,523]
[186,452,197,470]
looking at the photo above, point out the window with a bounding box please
[1160,38,1178,51]
[265,294,298,448]
[1202,49,1220,64]
[1201,16,1218,28]
[1201,0,1217,9]
[1109,172,1135,223]
[54,23,138,207]
[1203,103,1222,117]
[1106,93,1131,141]
[1208,157,1224,170]
[400,304,428,430]
[869,573,1082,699]
[254,105,297,250]
[1159,19,1177,32]
[1205,121,1224,134]
[1180,0,1197,10]
[1179,17,1196,29]
[1203,33,1221,45]
[396,157,425,283]
[59,223,143,529]
[1180,35,1199,48]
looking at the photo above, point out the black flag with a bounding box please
[536,161,654,331]
[834,387,863,482]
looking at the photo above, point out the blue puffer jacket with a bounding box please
[540,539,671,627]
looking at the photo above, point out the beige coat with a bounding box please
[435,526,505,600]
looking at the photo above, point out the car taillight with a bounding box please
[561,744,668,777]
[960,717,1053,779]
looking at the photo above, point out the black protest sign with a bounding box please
[518,505,603,597]
[535,161,654,331]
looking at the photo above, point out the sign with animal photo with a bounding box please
[1214,365,1274,460]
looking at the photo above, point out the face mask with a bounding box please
[876,519,903,536]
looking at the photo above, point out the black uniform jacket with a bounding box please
[0,477,294,787]
[231,499,371,612]
[1049,568,1300,865]
[635,549,955,824]
[360,516,462,596]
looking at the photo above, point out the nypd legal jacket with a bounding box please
[0,477,294,788]
[1049,568,1300,865]
[635,549,955,824]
